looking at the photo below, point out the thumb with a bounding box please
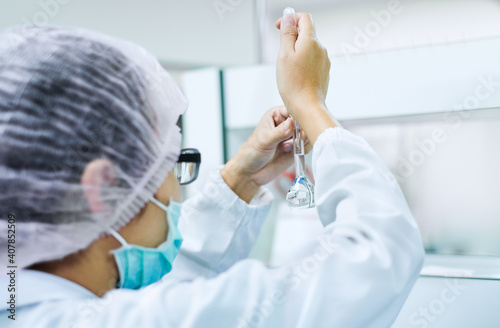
[279,11,298,55]
[273,117,294,145]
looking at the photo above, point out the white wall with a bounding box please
[263,0,500,63]
[0,0,259,66]
[4,0,499,67]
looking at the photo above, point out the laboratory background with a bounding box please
[2,0,500,327]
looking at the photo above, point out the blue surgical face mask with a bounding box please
[109,197,183,289]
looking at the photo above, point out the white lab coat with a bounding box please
[0,128,424,328]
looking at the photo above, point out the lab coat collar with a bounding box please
[15,270,97,307]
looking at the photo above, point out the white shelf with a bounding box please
[421,254,500,280]
[223,37,500,128]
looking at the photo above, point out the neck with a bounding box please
[29,235,120,297]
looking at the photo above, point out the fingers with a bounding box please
[276,13,316,38]
[262,113,293,148]
[278,11,298,54]
[270,106,290,126]
[281,137,312,154]
[280,122,313,154]
[266,106,290,130]
[281,139,293,152]
[281,132,313,153]
[296,13,316,40]
[264,106,313,154]
[278,117,294,141]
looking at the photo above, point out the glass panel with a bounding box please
[343,108,500,257]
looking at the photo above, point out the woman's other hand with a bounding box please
[221,106,311,203]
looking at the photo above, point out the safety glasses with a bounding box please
[174,148,201,185]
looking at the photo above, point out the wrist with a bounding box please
[284,90,327,114]
[289,102,339,145]
[220,160,260,204]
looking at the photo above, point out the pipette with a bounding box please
[284,7,315,209]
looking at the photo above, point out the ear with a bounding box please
[81,159,115,214]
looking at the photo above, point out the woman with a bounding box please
[0,11,424,328]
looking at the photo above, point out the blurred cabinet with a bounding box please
[0,0,260,66]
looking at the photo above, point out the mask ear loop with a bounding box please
[149,196,177,244]
[108,230,129,289]
[110,197,170,247]
[109,230,129,247]
[149,196,168,211]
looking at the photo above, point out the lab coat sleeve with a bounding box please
[91,127,424,328]
[163,169,274,282]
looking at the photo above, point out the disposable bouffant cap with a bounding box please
[0,26,187,268]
